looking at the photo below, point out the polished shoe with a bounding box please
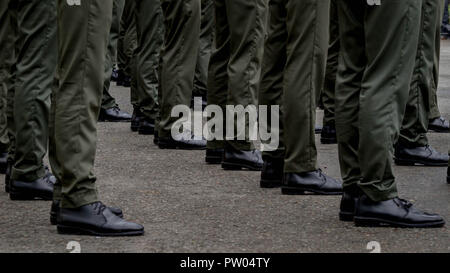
[138,118,155,135]
[10,175,54,200]
[50,200,124,225]
[111,67,119,82]
[222,146,263,171]
[57,202,144,236]
[320,123,337,144]
[158,133,206,150]
[0,152,7,175]
[282,170,342,195]
[98,106,132,122]
[260,157,284,188]
[339,191,359,221]
[131,108,144,132]
[4,159,12,193]
[428,117,449,133]
[205,148,224,164]
[354,195,445,228]
[394,144,449,166]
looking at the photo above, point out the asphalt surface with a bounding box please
[1,43,449,254]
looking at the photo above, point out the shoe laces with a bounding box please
[92,202,107,215]
[394,198,413,209]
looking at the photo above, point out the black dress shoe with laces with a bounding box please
[354,195,445,228]
[282,171,342,195]
[57,202,144,236]
[9,175,55,200]
[98,106,132,122]
[50,200,124,225]
[138,118,155,135]
[315,125,322,134]
[158,134,206,150]
[222,147,263,171]
[394,144,449,166]
[260,157,284,188]
[428,117,449,133]
[320,123,337,144]
[205,148,224,164]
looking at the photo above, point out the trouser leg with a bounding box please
[259,0,286,161]
[283,0,329,173]
[51,0,113,208]
[193,0,214,98]
[135,0,164,121]
[399,0,440,147]
[12,0,57,182]
[101,0,126,111]
[322,0,339,127]
[159,0,201,138]
[0,1,11,152]
[336,0,421,201]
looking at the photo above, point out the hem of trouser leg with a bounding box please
[359,186,398,202]
[61,190,99,209]
[11,167,46,182]
[142,111,157,121]
[428,111,441,120]
[284,164,318,174]
[101,102,118,111]
[397,136,428,148]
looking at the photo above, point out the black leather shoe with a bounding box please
[394,144,449,166]
[158,134,206,150]
[153,131,159,145]
[428,117,449,133]
[138,118,155,135]
[131,108,143,132]
[354,195,445,228]
[222,147,263,171]
[50,200,124,225]
[111,68,119,82]
[99,106,132,122]
[260,157,284,188]
[0,152,7,175]
[10,176,55,200]
[320,123,337,144]
[4,159,12,193]
[339,191,359,221]
[57,202,144,236]
[116,70,131,87]
[205,148,224,164]
[282,170,342,195]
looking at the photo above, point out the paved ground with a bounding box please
[1,41,449,253]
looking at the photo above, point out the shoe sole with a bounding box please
[339,212,354,222]
[428,127,449,133]
[158,142,206,150]
[9,190,52,201]
[260,179,282,188]
[221,162,262,171]
[394,158,448,167]
[354,216,445,228]
[205,156,222,164]
[281,187,342,196]
[57,225,144,237]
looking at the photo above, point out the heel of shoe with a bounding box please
[9,191,34,201]
[394,158,415,166]
[339,212,354,222]
[281,188,305,195]
[221,163,242,170]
